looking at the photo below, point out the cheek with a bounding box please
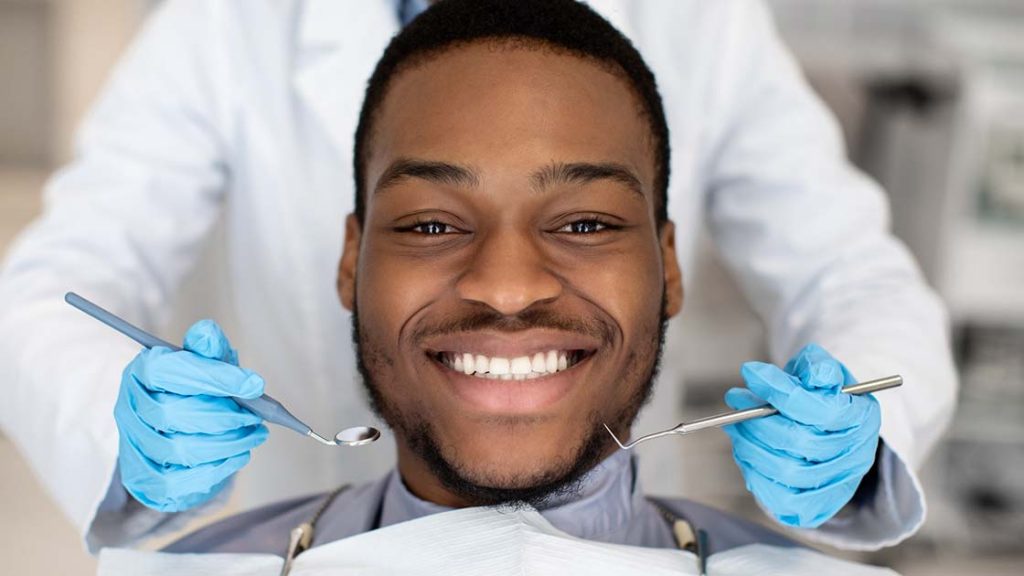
[357,240,453,335]
[557,244,664,328]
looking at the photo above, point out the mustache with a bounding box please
[410,305,616,346]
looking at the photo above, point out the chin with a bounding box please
[419,418,609,508]
[447,416,587,470]
[457,446,571,489]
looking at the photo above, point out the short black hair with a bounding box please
[353,0,670,225]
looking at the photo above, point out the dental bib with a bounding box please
[98,506,899,576]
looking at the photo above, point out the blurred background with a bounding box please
[1,0,1022,574]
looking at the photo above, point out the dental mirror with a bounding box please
[315,426,382,446]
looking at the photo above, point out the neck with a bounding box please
[381,449,652,545]
[395,442,471,507]
[395,440,621,509]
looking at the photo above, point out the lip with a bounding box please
[426,347,596,414]
[422,329,603,359]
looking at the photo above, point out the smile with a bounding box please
[434,350,589,379]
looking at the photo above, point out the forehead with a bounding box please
[368,42,656,192]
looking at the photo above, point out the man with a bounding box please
[149,2,891,571]
[0,0,954,553]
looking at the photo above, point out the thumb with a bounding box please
[183,320,239,365]
[724,387,766,411]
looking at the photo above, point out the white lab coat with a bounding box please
[0,0,956,554]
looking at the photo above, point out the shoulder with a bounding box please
[650,496,804,555]
[162,492,322,556]
[163,479,387,556]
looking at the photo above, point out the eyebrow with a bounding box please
[530,162,644,199]
[373,158,645,200]
[375,158,481,194]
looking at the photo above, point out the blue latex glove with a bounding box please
[114,319,268,512]
[723,343,881,528]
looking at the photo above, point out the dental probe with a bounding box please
[604,374,902,450]
[65,292,380,448]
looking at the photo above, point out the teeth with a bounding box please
[532,353,546,372]
[440,349,585,379]
[489,357,510,375]
[510,357,532,375]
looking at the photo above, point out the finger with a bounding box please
[127,380,262,434]
[118,396,268,467]
[784,343,854,390]
[726,421,879,490]
[134,347,264,399]
[120,439,250,512]
[183,319,238,364]
[724,387,767,411]
[726,387,836,461]
[734,458,863,528]
[162,425,269,468]
[725,387,881,462]
[741,362,875,430]
[727,402,879,463]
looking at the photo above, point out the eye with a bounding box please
[556,219,616,234]
[398,220,460,235]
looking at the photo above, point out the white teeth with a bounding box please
[510,356,532,375]
[489,357,510,375]
[441,349,584,378]
[532,353,546,373]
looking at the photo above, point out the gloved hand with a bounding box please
[723,343,881,528]
[114,319,268,512]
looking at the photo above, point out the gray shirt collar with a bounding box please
[379,450,674,546]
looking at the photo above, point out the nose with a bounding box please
[455,228,562,315]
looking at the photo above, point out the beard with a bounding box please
[351,292,669,510]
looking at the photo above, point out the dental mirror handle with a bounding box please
[65,292,311,437]
[677,375,905,435]
[608,374,903,449]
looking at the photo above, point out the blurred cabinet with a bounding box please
[0,0,145,169]
[767,0,1024,562]
[50,0,148,163]
[0,0,52,166]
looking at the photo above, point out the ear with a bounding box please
[338,214,362,311]
[659,221,684,318]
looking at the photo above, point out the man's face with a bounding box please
[339,42,683,507]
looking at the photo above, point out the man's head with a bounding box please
[338,0,683,509]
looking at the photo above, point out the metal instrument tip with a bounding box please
[603,423,633,450]
[307,431,338,446]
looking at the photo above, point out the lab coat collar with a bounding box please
[291,0,639,156]
[294,0,400,152]
[380,450,645,543]
[298,0,398,48]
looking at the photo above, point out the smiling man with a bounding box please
[156,0,890,570]
[343,32,679,510]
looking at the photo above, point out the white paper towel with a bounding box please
[99,506,900,575]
